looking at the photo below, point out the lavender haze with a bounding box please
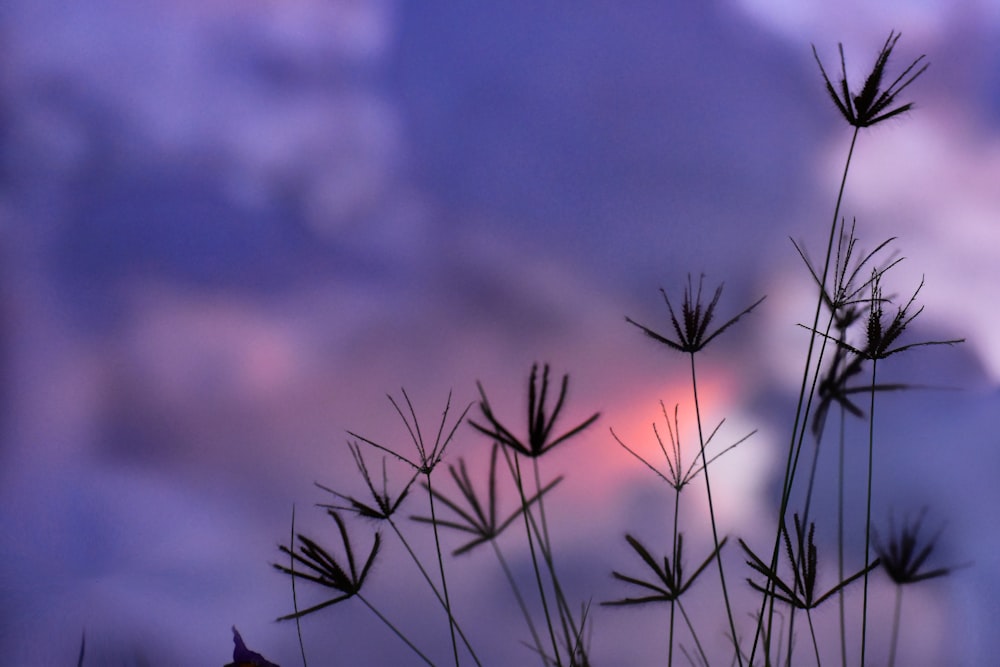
[1,1,998,665]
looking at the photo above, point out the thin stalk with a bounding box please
[510,450,562,666]
[837,407,848,667]
[290,505,309,667]
[676,598,710,667]
[532,457,583,662]
[786,597,797,667]
[888,586,903,667]
[861,358,878,667]
[356,593,436,666]
[386,517,481,664]
[801,434,824,537]
[534,456,554,551]
[806,608,821,667]
[425,473,461,667]
[688,352,741,666]
[492,540,547,661]
[751,125,861,666]
[668,485,681,667]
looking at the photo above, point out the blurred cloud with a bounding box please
[734,0,1000,45]
[837,112,1000,380]
[1,0,998,665]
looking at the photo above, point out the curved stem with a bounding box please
[689,353,742,666]
[289,505,309,667]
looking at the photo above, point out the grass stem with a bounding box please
[668,487,680,667]
[676,599,710,667]
[688,353,742,666]
[357,593,436,666]
[837,408,848,667]
[751,125,861,666]
[861,358,879,667]
[889,586,903,667]
[386,516,481,664]
[290,505,309,667]
[426,473,462,667]
[492,540,547,660]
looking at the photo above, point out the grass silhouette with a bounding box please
[263,32,966,667]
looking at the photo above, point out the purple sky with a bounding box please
[2,1,999,665]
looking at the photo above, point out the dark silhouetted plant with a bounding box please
[743,515,879,664]
[807,269,963,664]
[469,363,600,460]
[752,32,934,667]
[627,277,764,666]
[470,363,599,667]
[411,442,562,557]
[268,31,970,667]
[411,441,563,659]
[813,31,929,128]
[274,511,435,665]
[873,509,965,667]
[348,389,475,667]
[604,532,728,666]
[609,401,752,665]
[315,440,481,664]
[625,275,765,355]
[274,510,380,618]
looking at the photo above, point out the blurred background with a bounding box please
[1,1,998,664]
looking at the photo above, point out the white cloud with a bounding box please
[820,110,1000,380]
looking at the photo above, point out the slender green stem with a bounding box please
[356,593,436,666]
[861,358,878,667]
[751,125,861,666]
[425,473,461,667]
[888,586,903,667]
[688,353,742,666]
